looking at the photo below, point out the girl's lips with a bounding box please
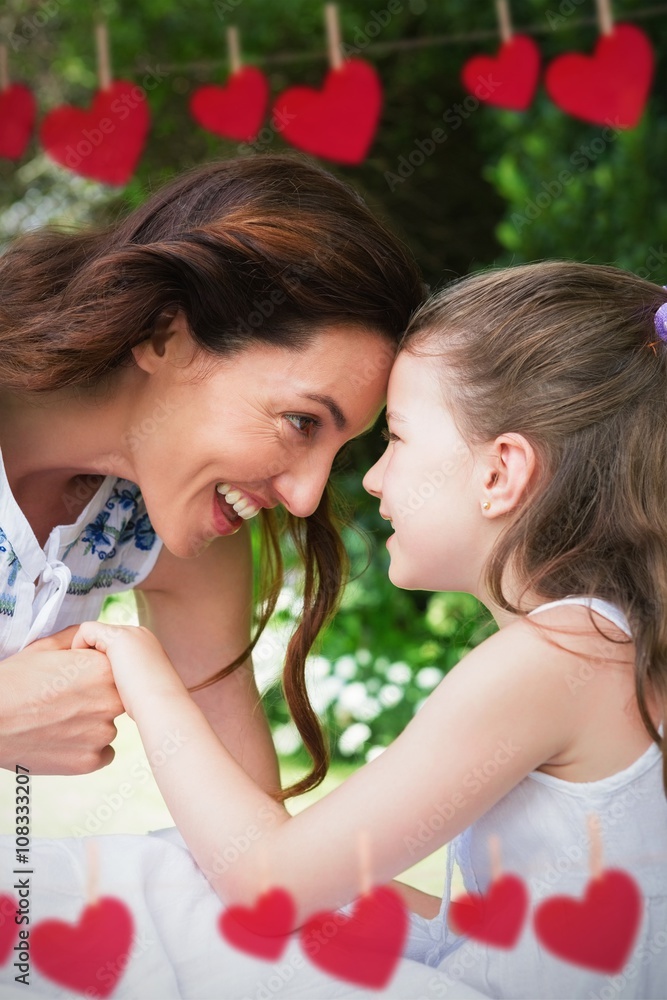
[212,488,243,535]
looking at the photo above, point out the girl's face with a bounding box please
[128,317,393,557]
[363,350,489,593]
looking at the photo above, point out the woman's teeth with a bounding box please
[216,482,261,520]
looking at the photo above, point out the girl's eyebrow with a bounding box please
[386,410,407,423]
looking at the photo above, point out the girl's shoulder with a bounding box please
[489,604,660,782]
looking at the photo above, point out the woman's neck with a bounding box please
[0,375,139,490]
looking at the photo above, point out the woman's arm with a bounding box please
[72,609,585,928]
[134,522,283,800]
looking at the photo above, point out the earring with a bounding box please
[482,501,491,510]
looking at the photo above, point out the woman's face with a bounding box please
[128,316,394,557]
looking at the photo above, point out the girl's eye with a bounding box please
[380,428,399,443]
[285,414,321,439]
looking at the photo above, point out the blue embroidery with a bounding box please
[61,480,157,596]
[67,564,141,596]
[134,513,155,551]
[0,526,21,617]
[62,481,156,564]
[80,510,118,561]
[0,480,158,610]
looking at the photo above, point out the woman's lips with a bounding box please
[212,488,243,534]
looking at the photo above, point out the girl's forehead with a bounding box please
[388,350,440,401]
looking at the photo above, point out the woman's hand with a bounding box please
[0,625,124,774]
[70,621,186,720]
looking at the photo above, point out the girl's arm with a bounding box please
[134,522,284,800]
[72,610,586,928]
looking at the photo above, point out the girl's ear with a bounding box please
[481,433,536,517]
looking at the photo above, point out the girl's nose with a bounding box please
[362,455,384,499]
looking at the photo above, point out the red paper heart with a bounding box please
[448,873,528,948]
[462,36,541,112]
[218,888,296,961]
[0,84,36,160]
[190,67,269,143]
[272,59,382,165]
[299,886,407,989]
[39,80,150,186]
[31,897,134,997]
[545,24,654,128]
[0,895,19,965]
[533,868,642,973]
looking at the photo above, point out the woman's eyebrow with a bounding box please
[299,393,347,430]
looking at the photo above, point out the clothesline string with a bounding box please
[118,4,667,76]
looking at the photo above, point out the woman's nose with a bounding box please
[272,462,333,519]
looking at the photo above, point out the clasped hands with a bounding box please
[0,621,181,775]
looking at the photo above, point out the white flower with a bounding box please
[307,655,331,680]
[334,655,358,680]
[356,648,372,667]
[272,723,301,755]
[336,682,368,711]
[276,586,297,612]
[365,745,386,763]
[309,675,344,713]
[378,684,403,708]
[415,667,444,690]
[386,662,411,685]
[354,696,382,722]
[338,723,371,756]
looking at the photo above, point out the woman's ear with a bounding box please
[481,433,536,517]
[131,307,190,374]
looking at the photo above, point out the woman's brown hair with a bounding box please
[0,153,425,801]
[403,260,667,797]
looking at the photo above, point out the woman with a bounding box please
[0,153,424,804]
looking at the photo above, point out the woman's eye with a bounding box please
[380,428,399,443]
[285,414,321,438]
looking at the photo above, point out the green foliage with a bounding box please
[7,0,667,765]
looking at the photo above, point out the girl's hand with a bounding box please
[71,622,185,720]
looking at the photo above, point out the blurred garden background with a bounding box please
[1,0,666,895]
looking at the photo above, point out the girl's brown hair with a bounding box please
[403,260,667,796]
[0,153,425,801]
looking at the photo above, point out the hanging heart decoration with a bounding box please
[218,887,296,961]
[0,894,20,964]
[31,896,134,997]
[190,66,269,143]
[545,23,654,128]
[448,873,529,947]
[272,58,382,165]
[299,885,407,989]
[39,80,150,185]
[533,868,642,973]
[462,35,541,112]
[0,84,36,160]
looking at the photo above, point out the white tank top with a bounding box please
[404,596,667,998]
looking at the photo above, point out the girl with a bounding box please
[30,262,667,997]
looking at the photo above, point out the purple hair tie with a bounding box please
[655,286,667,343]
